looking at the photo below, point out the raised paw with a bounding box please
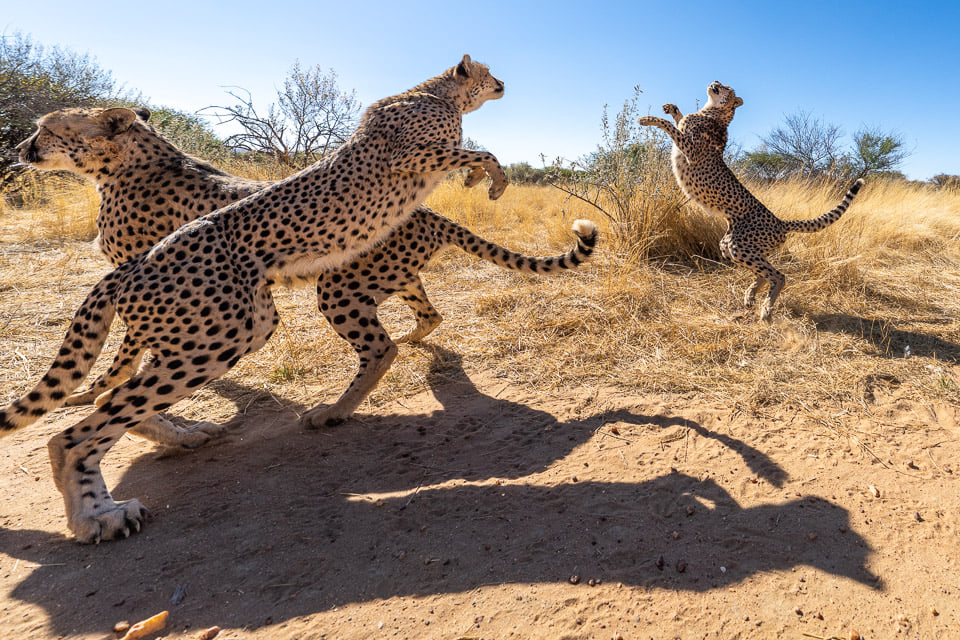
[488,177,507,200]
[463,166,485,188]
[72,499,148,544]
[396,316,443,344]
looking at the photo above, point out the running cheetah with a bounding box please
[17,107,595,434]
[0,55,508,542]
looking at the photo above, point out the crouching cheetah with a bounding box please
[0,54,508,543]
[16,106,596,434]
[638,82,863,321]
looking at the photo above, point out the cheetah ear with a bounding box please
[734,97,744,107]
[455,54,472,80]
[97,108,138,136]
[133,107,151,122]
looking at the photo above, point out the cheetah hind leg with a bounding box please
[92,386,226,449]
[65,331,146,406]
[395,277,443,343]
[302,295,399,429]
[48,357,232,542]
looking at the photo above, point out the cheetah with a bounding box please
[16,106,271,448]
[637,81,864,321]
[17,107,596,435]
[0,54,509,543]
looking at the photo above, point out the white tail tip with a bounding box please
[571,219,597,237]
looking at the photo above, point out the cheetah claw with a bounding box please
[73,499,148,544]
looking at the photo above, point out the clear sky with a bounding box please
[4,0,958,180]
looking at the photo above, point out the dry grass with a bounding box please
[2,170,959,430]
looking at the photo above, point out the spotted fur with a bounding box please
[639,82,864,321]
[17,105,595,432]
[0,55,508,542]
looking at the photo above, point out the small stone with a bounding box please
[868,485,880,498]
[930,607,939,616]
[588,579,596,587]
[906,459,918,469]
[839,526,848,533]
[686,505,695,516]
[113,621,131,633]
[197,627,221,640]
[671,531,680,540]
[815,612,824,620]
[914,511,923,522]
[676,561,687,573]
[794,607,802,616]
[849,630,861,640]
[656,555,665,571]
[808,533,817,541]
[569,575,580,585]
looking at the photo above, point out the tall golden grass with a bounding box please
[2,168,959,431]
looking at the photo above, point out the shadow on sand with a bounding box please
[0,346,875,635]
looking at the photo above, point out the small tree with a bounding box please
[849,126,908,179]
[758,110,844,179]
[204,61,360,169]
[546,87,696,257]
[931,174,960,189]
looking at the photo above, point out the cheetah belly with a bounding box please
[671,146,727,218]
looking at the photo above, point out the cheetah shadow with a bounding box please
[0,473,878,636]
[811,312,960,363]
[0,346,841,636]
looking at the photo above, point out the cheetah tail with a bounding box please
[439,215,598,274]
[782,179,864,233]
[0,270,123,438]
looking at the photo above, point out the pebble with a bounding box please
[569,575,580,585]
[113,621,131,633]
[930,607,939,616]
[869,485,880,498]
[849,630,860,640]
[197,627,221,640]
[676,561,687,573]
[914,511,923,522]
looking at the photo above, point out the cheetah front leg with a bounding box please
[302,294,398,428]
[636,116,707,164]
[391,144,507,200]
[663,103,683,125]
[395,276,444,343]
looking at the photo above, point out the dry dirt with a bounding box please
[2,347,959,639]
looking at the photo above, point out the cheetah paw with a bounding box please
[488,179,507,200]
[463,167,485,188]
[300,406,350,430]
[72,499,148,544]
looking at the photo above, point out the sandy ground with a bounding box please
[1,343,959,640]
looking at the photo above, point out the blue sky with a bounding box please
[4,0,958,180]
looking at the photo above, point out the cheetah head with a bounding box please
[448,54,505,113]
[16,107,151,175]
[705,81,743,112]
